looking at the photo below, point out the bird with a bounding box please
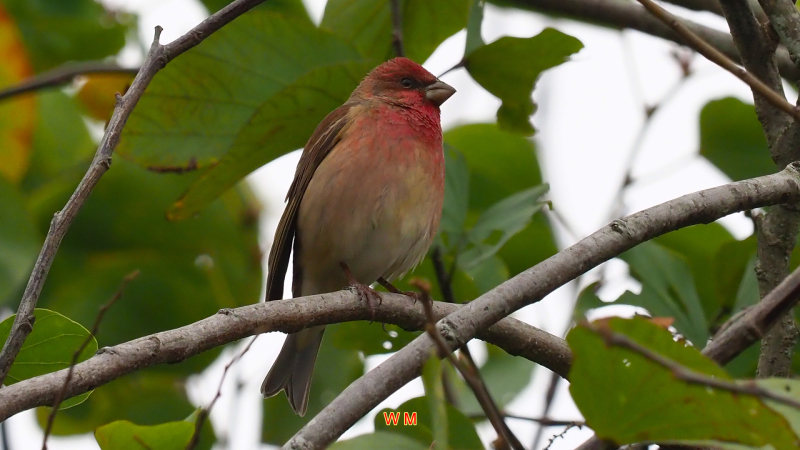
[260,57,456,416]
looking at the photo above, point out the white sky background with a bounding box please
[6,0,788,449]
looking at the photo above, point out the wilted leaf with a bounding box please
[699,97,775,181]
[464,28,582,134]
[568,317,798,447]
[95,419,194,450]
[76,72,135,121]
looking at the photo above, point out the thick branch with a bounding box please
[0,0,267,386]
[496,0,799,80]
[0,294,569,421]
[286,164,800,449]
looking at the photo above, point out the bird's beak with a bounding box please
[425,80,456,106]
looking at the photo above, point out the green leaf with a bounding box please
[573,282,607,322]
[330,321,420,355]
[262,325,364,445]
[444,123,556,276]
[29,159,261,375]
[454,343,535,415]
[0,309,96,408]
[374,397,483,450]
[714,236,757,313]
[168,60,374,220]
[465,0,485,56]
[2,0,130,71]
[95,420,194,450]
[567,317,798,448]
[422,354,448,450]
[321,0,470,63]
[457,184,548,271]
[201,0,312,23]
[463,255,509,294]
[699,97,775,181]
[654,223,736,323]
[441,144,470,237]
[733,255,759,312]
[38,372,206,444]
[464,28,583,134]
[0,177,39,303]
[330,432,430,450]
[617,242,709,348]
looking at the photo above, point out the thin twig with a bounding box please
[635,0,800,120]
[185,336,257,450]
[544,423,583,450]
[591,322,800,410]
[389,0,405,57]
[0,0,268,387]
[431,246,455,303]
[41,270,140,450]
[468,413,583,427]
[410,279,524,450]
[0,62,138,103]
[531,371,562,449]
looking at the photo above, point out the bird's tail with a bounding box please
[261,326,325,416]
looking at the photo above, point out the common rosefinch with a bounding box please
[261,57,456,416]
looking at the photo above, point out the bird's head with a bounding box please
[355,57,456,109]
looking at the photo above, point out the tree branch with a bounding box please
[0,294,569,422]
[0,62,138,103]
[389,0,405,57]
[0,0,268,387]
[497,0,799,80]
[286,164,800,449]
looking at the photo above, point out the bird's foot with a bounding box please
[377,277,422,304]
[340,262,383,320]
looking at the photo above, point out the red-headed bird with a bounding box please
[261,57,456,416]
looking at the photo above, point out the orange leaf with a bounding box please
[76,73,134,121]
[0,5,35,183]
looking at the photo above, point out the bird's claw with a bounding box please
[349,283,383,319]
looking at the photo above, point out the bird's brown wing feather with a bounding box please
[265,104,354,301]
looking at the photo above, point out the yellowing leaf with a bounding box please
[76,73,134,121]
[0,5,36,183]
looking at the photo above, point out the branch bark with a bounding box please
[0,294,569,422]
[0,0,268,386]
[0,62,138,103]
[286,164,800,449]
[496,0,799,80]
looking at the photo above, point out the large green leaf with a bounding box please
[321,0,470,62]
[444,123,556,276]
[27,158,261,375]
[568,317,798,448]
[262,325,364,445]
[653,223,736,322]
[457,184,548,271]
[168,60,373,220]
[374,397,483,450]
[330,432,429,450]
[37,372,207,446]
[2,0,129,71]
[441,144,470,237]
[95,420,194,450]
[699,97,775,181]
[0,177,38,303]
[464,0,485,56]
[201,0,312,22]
[617,242,709,348]
[0,308,96,408]
[464,28,583,134]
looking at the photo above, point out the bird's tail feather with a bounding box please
[261,326,325,416]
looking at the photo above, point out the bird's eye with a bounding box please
[400,77,414,88]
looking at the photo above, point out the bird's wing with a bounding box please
[265,104,354,301]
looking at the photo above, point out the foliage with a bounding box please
[0,0,792,448]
